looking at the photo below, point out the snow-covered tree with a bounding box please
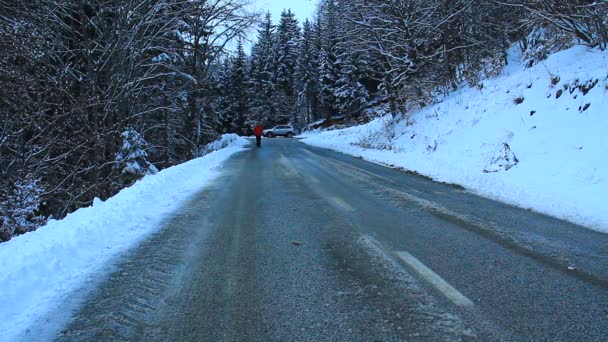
[2,0,606,244]
[317,47,340,118]
[249,12,277,125]
[296,19,322,124]
[0,0,256,241]
[273,9,301,124]
[178,0,257,155]
[115,129,158,185]
[0,177,47,242]
[507,0,608,49]
[317,0,341,118]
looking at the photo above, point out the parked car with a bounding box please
[263,125,298,138]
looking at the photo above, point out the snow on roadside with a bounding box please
[0,134,250,342]
[301,45,608,233]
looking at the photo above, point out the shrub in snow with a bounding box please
[523,27,573,67]
[115,129,158,185]
[483,143,519,173]
[0,177,47,242]
[201,134,240,156]
[0,205,10,241]
[354,117,395,150]
[456,54,506,88]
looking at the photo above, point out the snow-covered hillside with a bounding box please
[0,135,250,342]
[302,45,608,233]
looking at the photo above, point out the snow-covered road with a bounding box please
[43,139,608,341]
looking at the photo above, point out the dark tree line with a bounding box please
[0,0,255,241]
[214,0,607,129]
[1,0,606,241]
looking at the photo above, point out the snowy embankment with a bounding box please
[0,134,250,342]
[302,45,608,233]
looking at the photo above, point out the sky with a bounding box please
[252,0,319,25]
[240,0,318,51]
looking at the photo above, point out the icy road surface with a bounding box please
[55,138,607,341]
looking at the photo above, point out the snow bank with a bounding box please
[0,135,250,342]
[202,133,244,155]
[302,45,608,233]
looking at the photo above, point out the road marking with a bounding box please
[301,148,318,158]
[301,147,395,184]
[379,184,486,228]
[324,158,396,184]
[396,251,474,308]
[328,196,354,212]
[278,154,298,177]
[308,175,320,184]
[278,153,289,165]
[302,147,476,230]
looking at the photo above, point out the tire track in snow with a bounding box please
[55,192,216,341]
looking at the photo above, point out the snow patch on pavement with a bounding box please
[0,134,250,342]
[302,45,608,233]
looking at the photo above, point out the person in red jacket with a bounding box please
[254,125,263,147]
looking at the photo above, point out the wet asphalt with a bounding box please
[54,138,607,341]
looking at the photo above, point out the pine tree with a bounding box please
[249,12,276,125]
[334,55,370,116]
[317,1,341,118]
[213,39,250,134]
[231,39,250,132]
[333,1,374,117]
[115,128,158,186]
[273,9,301,124]
[296,19,321,124]
[214,57,235,133]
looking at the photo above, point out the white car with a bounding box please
[263,125,298,138]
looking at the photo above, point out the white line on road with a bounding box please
[302,146,481,233]
[396,251,474,308]
[328,196,354,212]
[278,154,298,177]
[300,148,319,158]
[379,184,489,231]
[308,175,320,184]
[324,157,396,184]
